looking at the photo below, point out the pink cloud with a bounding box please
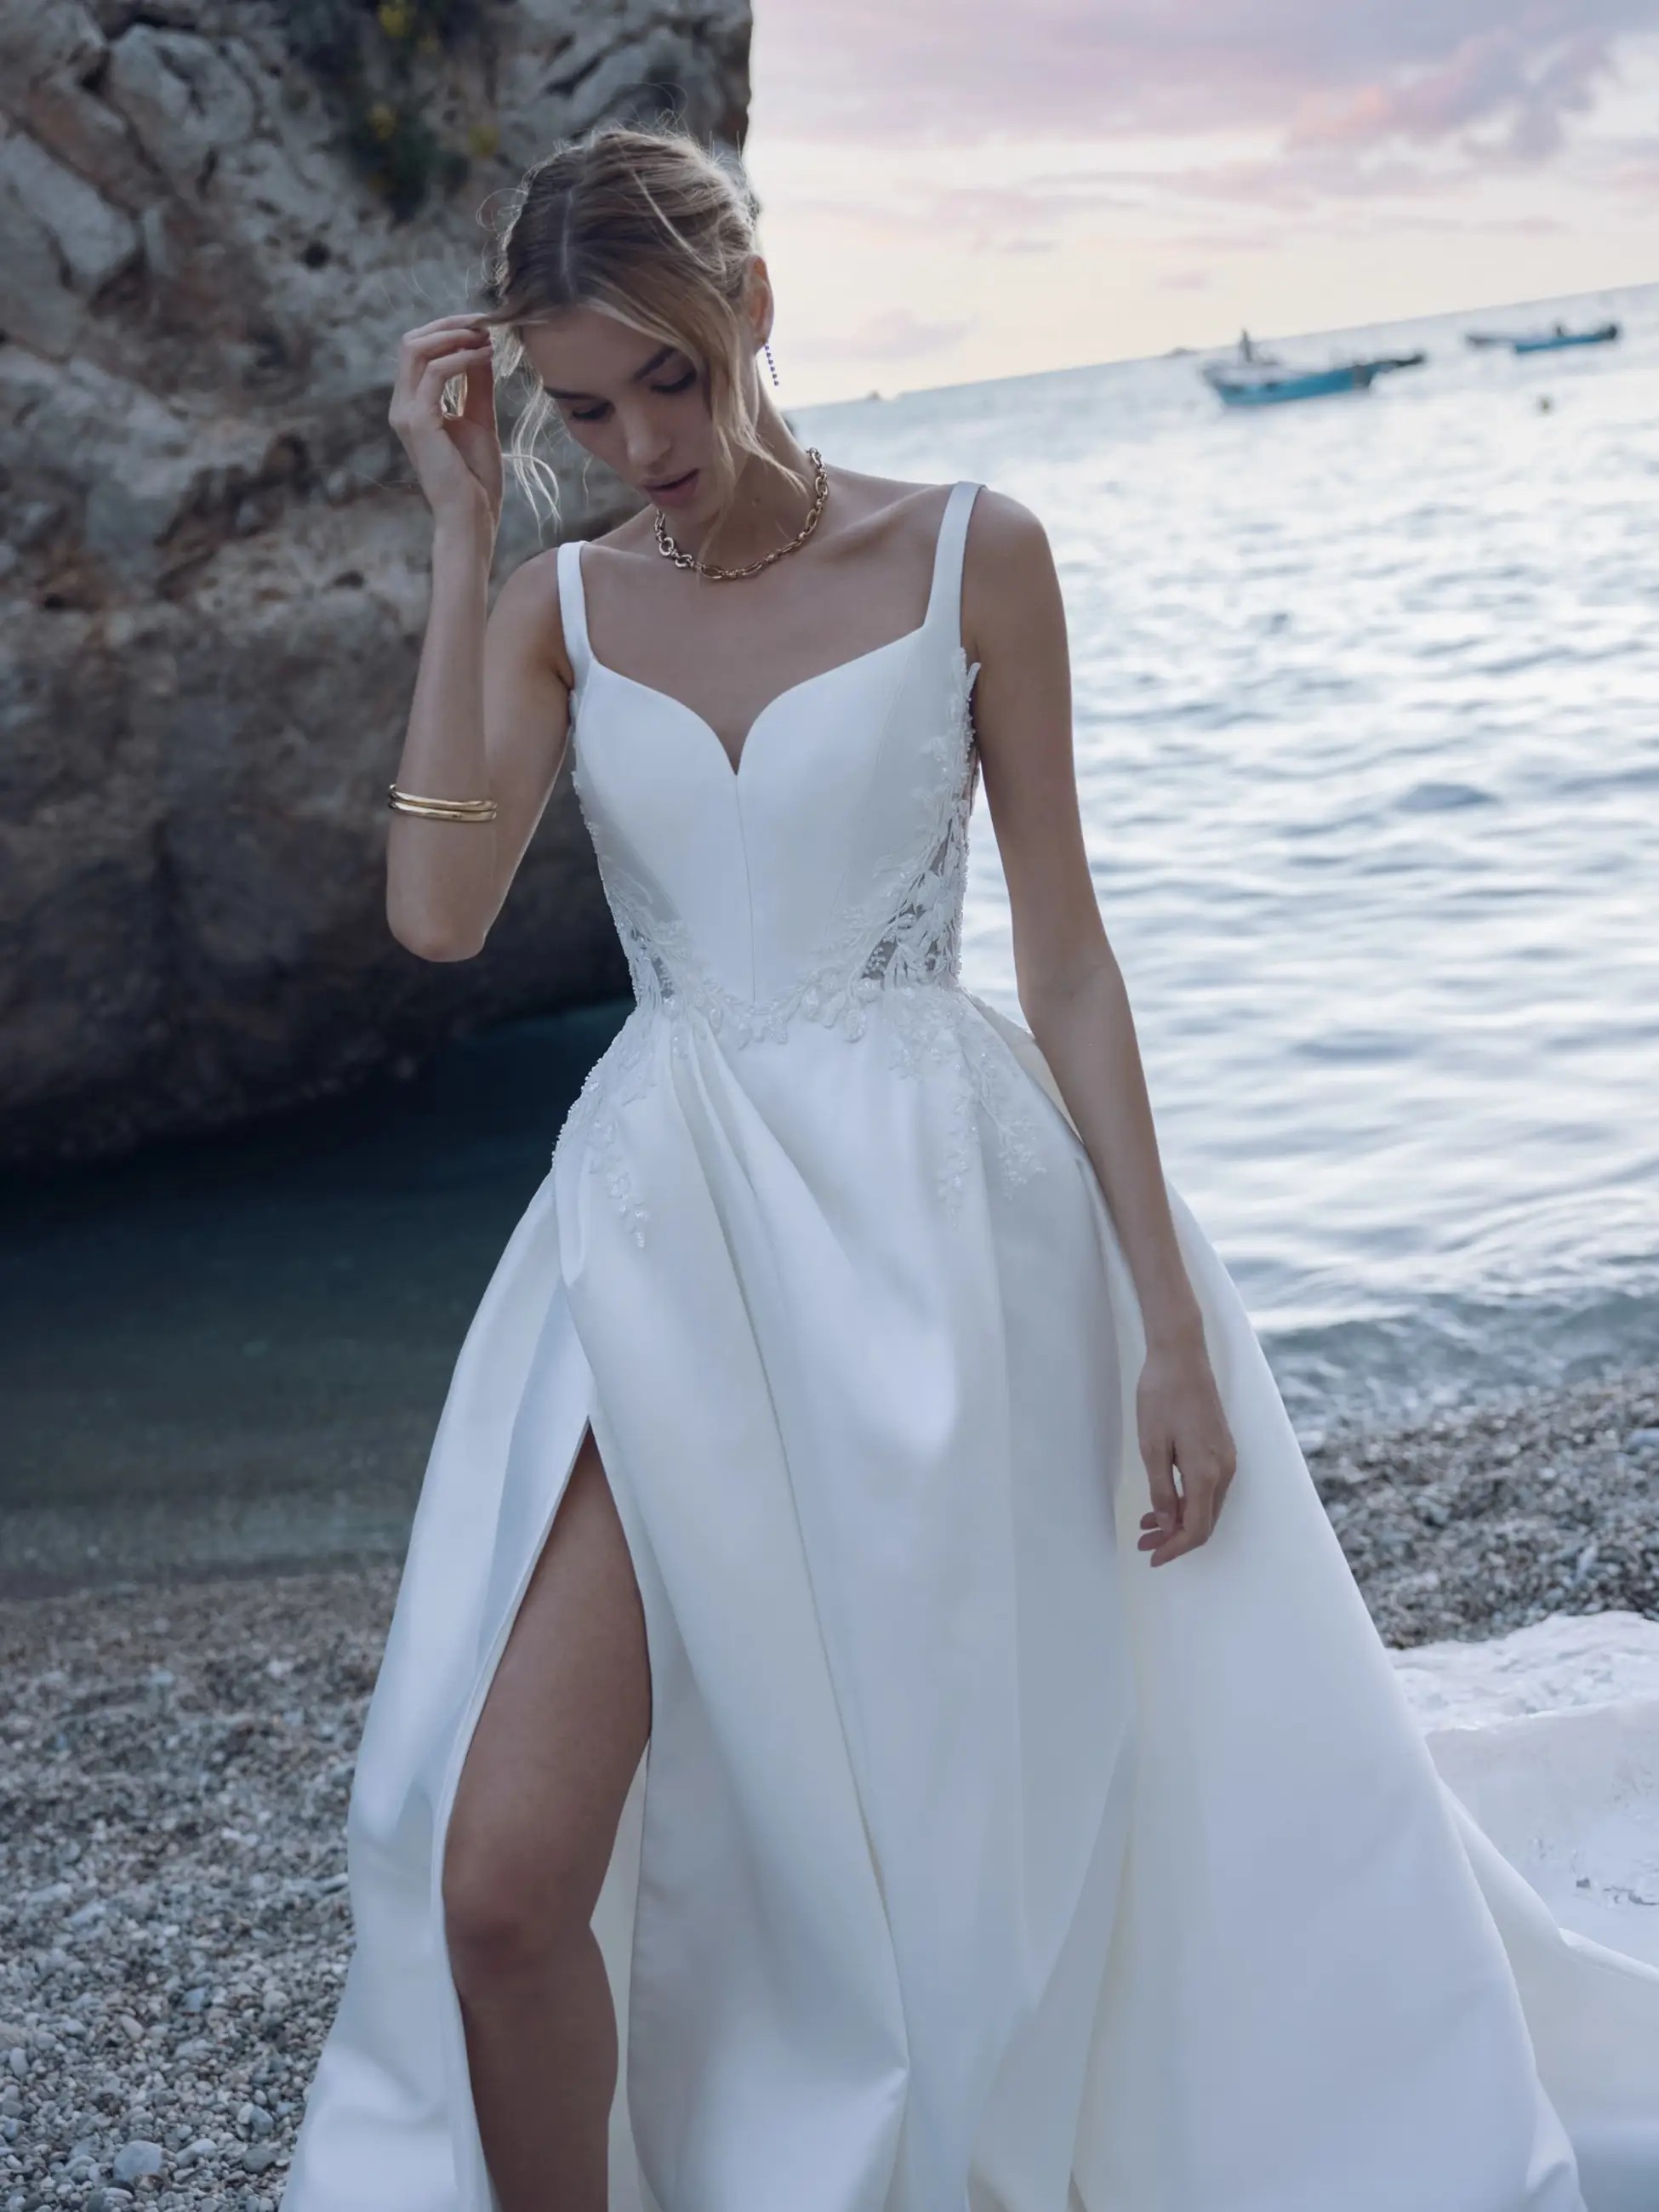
[1288,28,1613,159]
[756,0,1650,157]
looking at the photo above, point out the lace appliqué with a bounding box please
[554,645,1046,1244]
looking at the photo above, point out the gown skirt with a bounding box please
[283,481,1659,2211]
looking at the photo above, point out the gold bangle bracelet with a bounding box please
[387,784,498,824]
[388,784,494,812]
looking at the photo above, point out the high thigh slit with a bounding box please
[287,480,1659,2212]
[439,1410,652,2212]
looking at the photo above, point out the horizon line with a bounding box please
[790,271,1656,415]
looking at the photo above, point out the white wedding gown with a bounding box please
[284,482,1659,2212]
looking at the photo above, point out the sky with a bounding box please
[739,2,1659,403]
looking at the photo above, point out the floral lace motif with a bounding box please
[554,643,1046,1245]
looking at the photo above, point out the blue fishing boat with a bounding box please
[1203,360,1378,407]
[1511,321,1620,355]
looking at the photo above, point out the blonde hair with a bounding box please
[479,119,800,533]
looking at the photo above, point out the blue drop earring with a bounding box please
[764,339,780,388]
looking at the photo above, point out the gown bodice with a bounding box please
[552,480,1049,1245]
[556,479,983,1044]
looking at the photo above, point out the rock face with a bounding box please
[0,0,750,1166]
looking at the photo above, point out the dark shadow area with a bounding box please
[0,999,630,1593]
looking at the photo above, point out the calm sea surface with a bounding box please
[801,281,1659,1426]
[5,283,1655,1581]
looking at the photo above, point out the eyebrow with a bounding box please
[542,342,681,402]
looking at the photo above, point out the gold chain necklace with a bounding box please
[653,448,830,582]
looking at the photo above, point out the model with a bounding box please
[283,122,1659,2212]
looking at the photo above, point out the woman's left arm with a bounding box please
[963,490,1237,1566]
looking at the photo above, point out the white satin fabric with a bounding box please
[285,482,1659,2212]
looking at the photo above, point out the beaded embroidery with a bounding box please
[553,641,1047,1246]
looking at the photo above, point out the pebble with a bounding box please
[111,2141,162,2183]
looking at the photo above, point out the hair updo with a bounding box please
[480,118,798,531]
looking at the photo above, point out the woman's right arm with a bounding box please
[383,316,573,963]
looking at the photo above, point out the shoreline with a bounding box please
[4,1358,1656,1624]
[3,1365,1656,2208]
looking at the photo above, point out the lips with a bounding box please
[645,465,701,510]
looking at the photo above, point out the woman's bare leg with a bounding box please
[441,1423,651,2212]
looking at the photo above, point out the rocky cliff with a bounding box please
[0,0,750,1166]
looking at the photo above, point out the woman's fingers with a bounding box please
[394,320,491,384]
[1134,1353,1240,1567]
[1138,1426,1181,1557]
[402,313,493,345]
[391,323,492,401]
[391,345,494,435]
[456,347,497,431]
[417,345,493,400]
[1145,1444,1237,1565]
[1137,1419,1238,1563]
[386,317,503,524]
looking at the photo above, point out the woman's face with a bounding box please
[518,305,733,518]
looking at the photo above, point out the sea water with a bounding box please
[799,281,1659,1426]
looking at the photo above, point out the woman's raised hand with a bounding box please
[389,315,505,537]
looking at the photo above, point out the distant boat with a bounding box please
[1511,321,1620,355]
[1464,331,1509,349]
[1364,350,1428,375]
[1203,360,1378,407]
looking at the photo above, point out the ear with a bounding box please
[745,252,774,347]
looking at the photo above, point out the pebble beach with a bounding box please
[3,1364,1656,2209]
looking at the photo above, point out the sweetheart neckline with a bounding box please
[583,624,928,784]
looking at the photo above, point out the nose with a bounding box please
[623,410,673,479]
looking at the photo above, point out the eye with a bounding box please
[562,364,696,425]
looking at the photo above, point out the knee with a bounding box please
[442,1823,599,1994]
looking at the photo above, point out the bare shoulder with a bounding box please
[825,463,956,545]
[960,487,1061,660]
[801,463,981,597]
[963,484,1053,580]
[825,469,1055,652]
[488,542,574,689]
[585,505,657,556]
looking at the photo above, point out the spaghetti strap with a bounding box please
[922,480,983,694]
[556,537,592,691]
[922,479,982,647]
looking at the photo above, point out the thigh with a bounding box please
[443,1422,651,1922]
